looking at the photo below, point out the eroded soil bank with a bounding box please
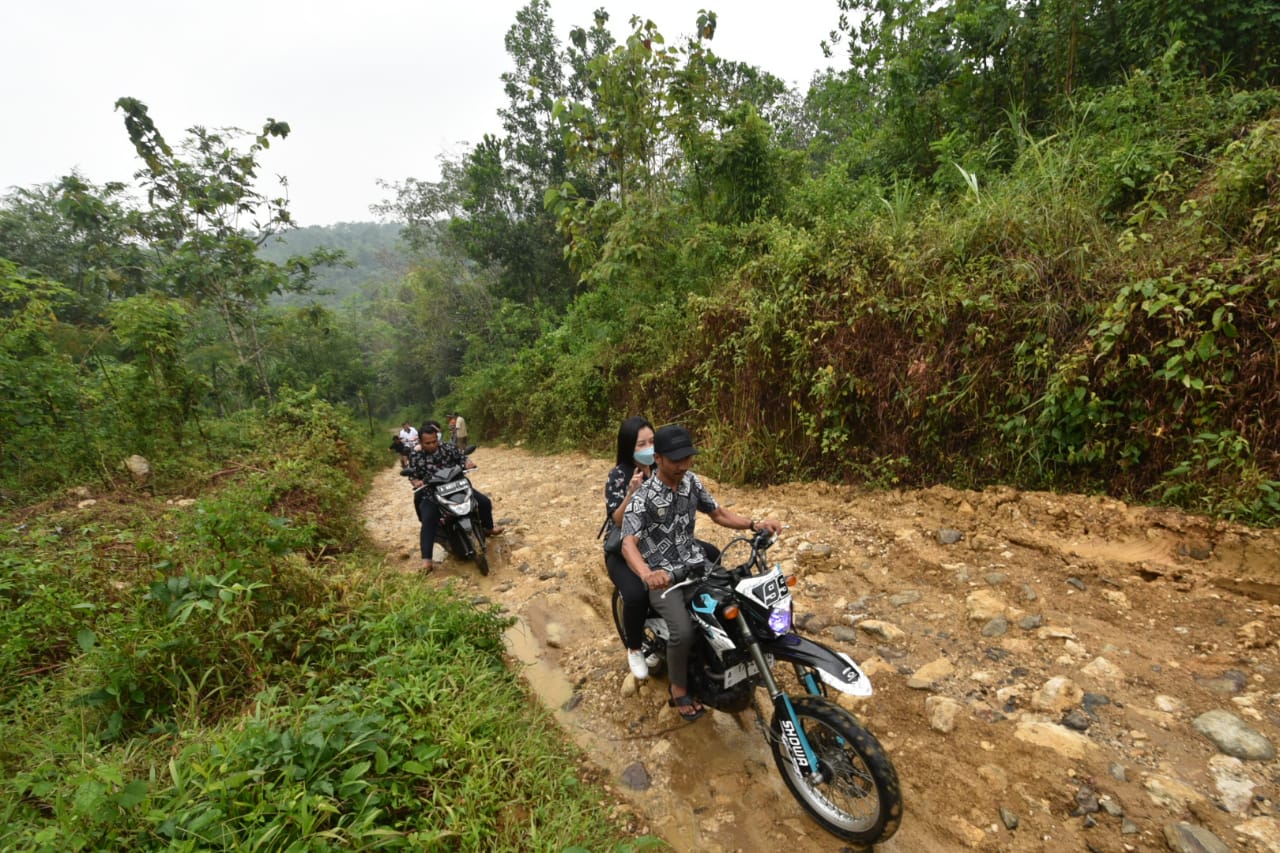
[362,445,1280,852]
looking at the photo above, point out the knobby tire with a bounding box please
[770,695,902,844]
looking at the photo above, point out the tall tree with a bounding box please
[0,176,148,324]
[550,12,796,266]
[452,0,591,308]
[115,97,308,402]
[375,2,614,310]
[372,158,469,258]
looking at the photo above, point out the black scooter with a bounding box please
[406,446,491,575]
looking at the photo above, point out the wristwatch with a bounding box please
[749,518,759,531]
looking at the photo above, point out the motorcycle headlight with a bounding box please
[767,606,792,635]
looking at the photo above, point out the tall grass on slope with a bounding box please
[140,583,649,851]
[0,398,655,851]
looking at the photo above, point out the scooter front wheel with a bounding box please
[468,527,489,576]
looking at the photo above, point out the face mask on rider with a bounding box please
[633,447,655,466]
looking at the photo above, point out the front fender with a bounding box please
[759,633,873,697]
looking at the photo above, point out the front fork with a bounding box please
[734,617,823,781]
[796,664,824,696]
[452,515,485,558]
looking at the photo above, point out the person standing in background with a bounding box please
[449,412,468,449]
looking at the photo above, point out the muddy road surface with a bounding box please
[361,445,1280,852]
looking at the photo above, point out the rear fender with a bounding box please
[759,634,872,697]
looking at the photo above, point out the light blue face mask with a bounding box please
[633,447,655,466]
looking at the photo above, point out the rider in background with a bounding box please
[403,427,503,574]
[620,424,781,721]
[395,422,418,466]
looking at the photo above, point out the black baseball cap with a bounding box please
[654,424,698,460]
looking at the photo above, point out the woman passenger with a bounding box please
[602,416,656,679]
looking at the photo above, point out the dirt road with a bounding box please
[361,445,1280,852]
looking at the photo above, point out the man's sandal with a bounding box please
[668,692,705,722]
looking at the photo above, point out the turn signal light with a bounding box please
[723,605,740,620]
[786,575,798,588]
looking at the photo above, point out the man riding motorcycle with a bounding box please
[403,428,503,573]
[619,423,781,720]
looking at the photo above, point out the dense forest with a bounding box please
[5,0,1279,522]
[2,1,1279,848]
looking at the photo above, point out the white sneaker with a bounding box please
[627,649,649,680]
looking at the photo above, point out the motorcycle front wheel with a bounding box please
[769,696,902,845]
[455,524,488,576]
[470,527,489,576]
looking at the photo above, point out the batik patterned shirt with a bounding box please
[404,442,467,483]
[621,470,718,573]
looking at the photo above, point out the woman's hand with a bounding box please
[628,466,647,492]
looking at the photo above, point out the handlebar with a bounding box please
[720,526,787,575]
[660,576,697,598]
[657,558,711,598]
[655,527,786,597]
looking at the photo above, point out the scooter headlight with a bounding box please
[767,606,792,636]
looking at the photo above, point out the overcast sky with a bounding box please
[3,1,842,227]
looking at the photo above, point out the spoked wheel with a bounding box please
[610,589,665,677]
[770,696,902,845]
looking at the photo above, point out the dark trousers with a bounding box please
[605,551,649,650]
[651,582,695,690]
[414,488,495,558]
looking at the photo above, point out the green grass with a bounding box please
[0,401,660,852]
